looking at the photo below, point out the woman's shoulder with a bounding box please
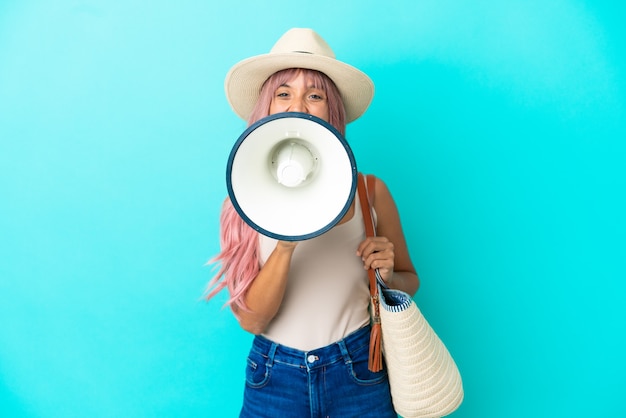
[360,173,393,204]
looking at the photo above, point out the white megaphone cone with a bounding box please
[226,112,357,241]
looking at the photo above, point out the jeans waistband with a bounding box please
[252,326,371,370]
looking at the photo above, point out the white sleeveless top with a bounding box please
[258,196,372,350]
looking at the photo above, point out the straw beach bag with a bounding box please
[357,173,464,418]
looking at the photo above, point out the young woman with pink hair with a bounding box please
[206,28,419,418]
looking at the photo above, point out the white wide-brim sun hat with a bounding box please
[225,28,374,124]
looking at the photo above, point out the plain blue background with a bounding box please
[1,1,624,417]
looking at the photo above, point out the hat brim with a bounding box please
[225,52,374,123]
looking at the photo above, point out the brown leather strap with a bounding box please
[357,173,383,372]
[356,173,377,295]
[357,173,376,241]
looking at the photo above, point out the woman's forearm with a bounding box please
[388,270,420,296]
[236,242,296,334]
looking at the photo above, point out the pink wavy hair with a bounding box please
[204,68,346,313]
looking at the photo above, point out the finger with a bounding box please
[358,237,390,257]
[363,249,394,271]
[356,237,377,257]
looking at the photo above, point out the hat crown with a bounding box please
[269,28,336,59]
[225,28,373,123]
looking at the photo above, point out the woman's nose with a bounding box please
[289,98,305,113]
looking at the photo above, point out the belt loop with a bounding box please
[337,338,352,364]
[266,342,278,368]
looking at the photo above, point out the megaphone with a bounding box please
[226,112,357,241]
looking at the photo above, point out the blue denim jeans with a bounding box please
[239,325,397,418]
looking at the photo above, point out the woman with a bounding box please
[206,28,419,418]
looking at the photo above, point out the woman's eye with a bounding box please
[276,91,289,98]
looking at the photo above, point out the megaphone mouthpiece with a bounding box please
[273,140,317,188]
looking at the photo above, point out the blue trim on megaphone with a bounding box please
[226,112,358,241]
